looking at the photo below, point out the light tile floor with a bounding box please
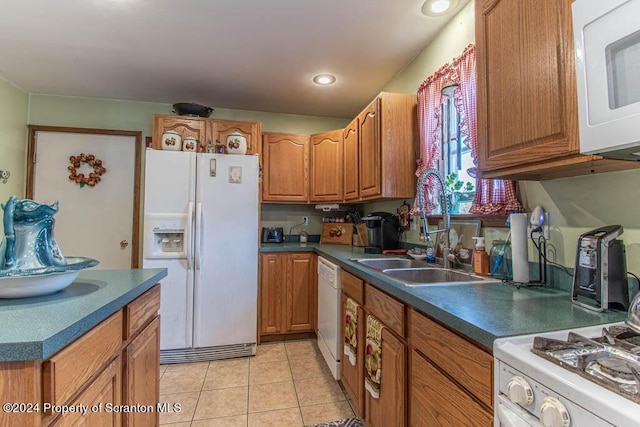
[159,339,355,427]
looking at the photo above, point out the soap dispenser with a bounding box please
[472,237,489,276]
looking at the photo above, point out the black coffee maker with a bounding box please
[362,212,400,254]
[572,225,629,312]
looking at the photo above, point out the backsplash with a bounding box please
[260,204,324,241]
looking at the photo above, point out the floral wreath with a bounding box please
[68,153,106,187]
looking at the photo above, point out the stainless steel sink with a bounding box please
[353,257,499,286]
[381,268,493,285]
[355,258,433,270]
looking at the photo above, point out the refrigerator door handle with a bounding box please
[195,202,203,271]
[186,201,194,270]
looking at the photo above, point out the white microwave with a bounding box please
[573,0,640,160]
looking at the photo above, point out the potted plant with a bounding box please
[444,173,474,213]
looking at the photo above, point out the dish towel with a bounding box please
[364,314,384,399]
[343,297,359,366]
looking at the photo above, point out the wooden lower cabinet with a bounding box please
[410,350,492,427]
[409,308,493,426]
[122,316,160,427]
[340,294,365,417]
[259,252,316,338]
[337,273,495,427]
[339,275,407,427]
[286,253,316,332]
[54,357,122,427]
[0,285,161,427]
[365,328,406,427]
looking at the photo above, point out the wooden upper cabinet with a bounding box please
[262,132,310,202]
[310,129,343,202]
[358,98,381,199]
[152,114,209,150]
[358,92,418,200]
[210,119,261,155]
[343,117,359,201]
[476,0,638,180]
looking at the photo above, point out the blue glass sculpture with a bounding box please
[0,196,98,298]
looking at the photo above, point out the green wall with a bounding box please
[379,0,640,277]
[362,1,487,246]
[0,77,29,236]
[28,95,349,137]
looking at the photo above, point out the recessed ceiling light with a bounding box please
[422,0,458,16]
[313,74,336,85]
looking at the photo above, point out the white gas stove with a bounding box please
[494,323,640,427]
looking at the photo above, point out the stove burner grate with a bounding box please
[596,356,635,380]
[532,326,640,403]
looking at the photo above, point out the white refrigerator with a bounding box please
[142,149,259,363]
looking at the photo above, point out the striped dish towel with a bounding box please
[364,315,383,399]
[343,297,359,366]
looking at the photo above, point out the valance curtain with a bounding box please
[412,44,521,216]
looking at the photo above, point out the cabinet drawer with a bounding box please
[341,271,363,304]
[410,350,493,426]
[43,311,123,406]
[409,309,492,408]
[125,285,160,339]
[365,284,405,337]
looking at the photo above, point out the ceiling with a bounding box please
[0,0,470,119]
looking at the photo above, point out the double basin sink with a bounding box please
[354,258,499,287]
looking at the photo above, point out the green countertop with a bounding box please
[0,268,167,362]
[261,243,627,351]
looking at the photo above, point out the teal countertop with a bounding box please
[0,268,167,362]
[261,243,627,351]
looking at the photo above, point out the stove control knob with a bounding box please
[506,376,534,406]
[540,396,570,427]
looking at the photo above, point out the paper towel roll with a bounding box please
[510,213,530,283]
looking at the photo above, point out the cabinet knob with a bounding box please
[120,240,129,249]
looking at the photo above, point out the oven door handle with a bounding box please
[497,402,536,427]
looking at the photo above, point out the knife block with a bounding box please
[352,223,368,247]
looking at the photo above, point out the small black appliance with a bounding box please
[261,227,284,243]
[362,212,400,254]
[572,225,629,312]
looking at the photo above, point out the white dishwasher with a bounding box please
[317,256,342,380]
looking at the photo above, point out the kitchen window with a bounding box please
[412,44,521,219]
[441,84,475,215]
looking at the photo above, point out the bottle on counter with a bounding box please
[472,237,490,276]
[425,237,436,263]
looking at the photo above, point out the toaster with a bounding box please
[261,227,284,243]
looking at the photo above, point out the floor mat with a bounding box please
[305,418,364,427]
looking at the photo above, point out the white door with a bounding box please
[32,131,138,269]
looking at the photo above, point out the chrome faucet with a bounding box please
[416,168,453,268]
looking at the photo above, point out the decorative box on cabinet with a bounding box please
[476,0,639,180]
[259,253,316,339]
[152,114,209,151]
[310,129,343,202]
[210,119,261,155]
[358,92,418,200]
[262,133,310,202]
